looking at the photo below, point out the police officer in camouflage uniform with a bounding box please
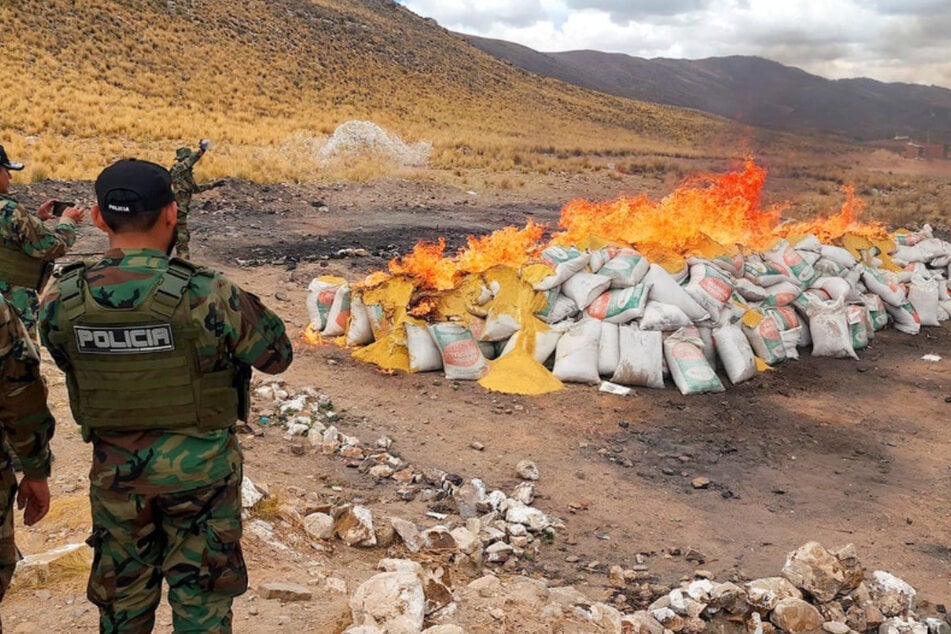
[0,144,85,331]
[0,293,55,618]
[169,140,215,260]
[40,158,292,633]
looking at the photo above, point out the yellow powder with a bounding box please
[352,335,411,372]
[519,262,556,287]
[479,348,563,395]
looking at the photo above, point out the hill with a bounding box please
[460,34,951,143]
[0,0,773,182]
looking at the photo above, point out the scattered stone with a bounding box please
[782,541,848,602]
[303,512,334,541]
[691,477,711,489]
[349,571,425,632]
[515,460,539,481]
[470,441,485,451]
[747,577,803,611]
[325,577,348,594]
[334,505,377,547]
[822,621,852,634]
[389,517,423,553]
[770,597,824,633]
[259,582,313,602]
[511,481,535,505]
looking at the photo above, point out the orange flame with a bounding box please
[386,159,891,293]
[552,158,783,254]
[388,238,460,291]
[389,221,546,291]
[779,185,888,242]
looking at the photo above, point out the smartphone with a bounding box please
[51,201,74,217]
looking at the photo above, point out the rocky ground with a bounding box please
[2,157,950,632]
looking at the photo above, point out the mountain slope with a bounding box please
[460,34,951,142]
[0,0,759,181]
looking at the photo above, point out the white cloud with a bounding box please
[399,0,951,87]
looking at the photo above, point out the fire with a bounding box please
[387,238,459,291]
[389,220,546,291]
[456,219,545,274]
[552,159,783,255]
[385,159,891,294]
[779,185,888,243]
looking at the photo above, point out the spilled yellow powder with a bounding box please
[519,262,556,287]
[755,357,774,372]
[741,309,764,328]
[349,276,415,371]
[352,335,411,372]
[479,348,563,395]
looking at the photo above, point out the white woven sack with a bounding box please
[907,274,940,327]
[346,296,373,346]
[405,321,442,372]
[640,301,692,331]
[561,272,613,311]
[664,327,725,395]
[713,323,757,384]
[598,321,620,377]
[644,264,710,322]
[612,325,664,388]
[808,298,858,359]
[552,319,601,384]
[322,284,351,337]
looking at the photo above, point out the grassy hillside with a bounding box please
[0,0,756,182]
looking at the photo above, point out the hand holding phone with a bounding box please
[51,201,74,217]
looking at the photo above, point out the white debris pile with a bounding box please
[332,541,948,634]
[302,223,951,395]
[318,120,431,168]
[251,383,561,571]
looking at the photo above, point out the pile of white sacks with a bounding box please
[307,225,950,395]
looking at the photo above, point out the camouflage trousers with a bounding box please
[87,473,247,633]
[0,465,20,605]
[174,211,190,260]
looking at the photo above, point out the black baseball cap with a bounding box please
[0,145,24,171]
[95,159,175,214]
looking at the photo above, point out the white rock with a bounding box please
[321,425,340,454]
[303,513,334,541]
[870,571,917,611]
[686,579,715,601]
[284,422,310,438]
[334,505,377,547]
[485,490,507,511]
[349,571,425,634]
[466,575,501,598]
[279,395,308,414]
[450,527,480,555]
[515,459,540,480]
[389,517,423,553]
[241,476,265,509]
[503,500,550,532]
[511,481,535,504]
[421,626,465,634]
[378,559,424,575]
[879,617,928,634]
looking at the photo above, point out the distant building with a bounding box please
[905,140,949,160]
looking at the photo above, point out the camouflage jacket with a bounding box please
[0,194,78,327]
[0,294,54,479]
[39,248,293,494]
[169,148,210,210]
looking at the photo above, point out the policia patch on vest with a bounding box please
[74,324,175,354]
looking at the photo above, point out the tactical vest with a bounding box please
[49,259,245,439]
[0,242,53,289]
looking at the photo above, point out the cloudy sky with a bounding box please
[398,0,951,89]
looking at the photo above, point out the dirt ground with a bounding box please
[2,154,950,632]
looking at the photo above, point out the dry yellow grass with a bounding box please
[0,0,784,182]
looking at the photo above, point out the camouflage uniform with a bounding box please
[0,294,55,603]
[0,193,78,330]
[169,147,210,260]
[40,248,292,633]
